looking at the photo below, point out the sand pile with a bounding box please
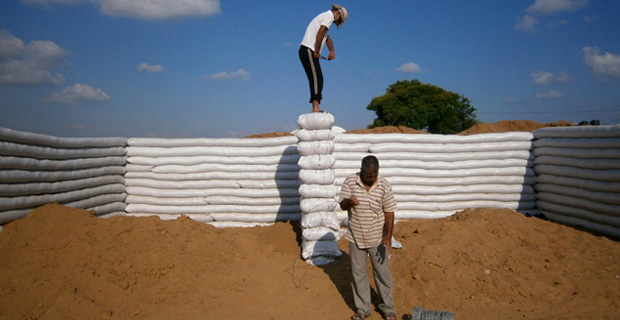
[1,204,618,319]
[244,120,575,138]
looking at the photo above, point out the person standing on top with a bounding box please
[299,4,348,113]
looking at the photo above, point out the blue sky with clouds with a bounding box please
[1,0,619,138]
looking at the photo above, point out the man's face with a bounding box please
[360,166,378,187]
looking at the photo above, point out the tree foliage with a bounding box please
[366,80,478,134]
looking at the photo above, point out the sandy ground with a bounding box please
[1,204,618,320]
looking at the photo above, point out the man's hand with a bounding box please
[327,51,336,60]
[349,195,359,206]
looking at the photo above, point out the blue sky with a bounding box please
[1,0,619,138]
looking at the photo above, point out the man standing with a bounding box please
[339,156,397,320]
[299,4,348,113]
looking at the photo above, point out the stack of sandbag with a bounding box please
[296,113,343,266]
[333,132,537,219]
[0,127,127,224]
[533,125,620,238]
[124,136,301,227]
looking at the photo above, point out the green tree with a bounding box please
[367,79,478,134]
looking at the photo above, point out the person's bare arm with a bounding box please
[313,26,328,58]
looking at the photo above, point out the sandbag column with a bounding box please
[296,113,342,266]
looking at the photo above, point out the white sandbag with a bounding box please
[126,203,300,215]
[385,175,535,187]
[540,210,620,239]
[0,184,125,211]
[537,192,620,216]
[126,213,215,222]
[0,208,34,224]
[336,132,534,144]
[0,156,126,170]
[534,147,620,159]
[534,164,620,182]
[297,154,336,170]
[333,150,534,162]
[369,141,533,154]
[301,212,340,230]
[127,154,300,166]
[211,213,300,222]
[394,210,456,220]
[126,194,208,206]
[295,128,341,141]
[299,169,335,185]
[0,166,126,183]
[397,200,535,211]
[126,144,297,158]
[534,155,620,170]
[89,202,127,216]
[334,143,372,153]
[391,184,535,195]
[62,193,127,210]
[537,174,620,193]
[394,192,536,203]
[297,112,335,130]
[534,124,620,139]
[125,170,300,181]
[302,227,340,241]
[126,186,300,198]
[0,141,126,160]
[0,175,125,196]
[125,164,152,172]
[369,167,534,179]
[534,137,620,149]
[0,127,127,148]
[536,183,620,205]
[151,163,300,174]
[207,221,274,228]
[300,198,339,213]
[205,195,299,206]
[537,201,620,227]
[305,255,338,266]
[297,140,335,156]
[301,240,342,260]
[125,178,241,189]
[128,135,297,148]
[333,158,533,171]
[299,184,339,198]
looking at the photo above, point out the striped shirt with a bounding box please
[339,173,397,249]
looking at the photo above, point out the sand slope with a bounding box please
[1,204,618,319]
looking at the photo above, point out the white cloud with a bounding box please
[203,68,250,81]
[531,71,570,85]
[583,46,620,79]
[0,29,69,86]
[48,83,110,104]
[23,0,221,20]
[395,62,421,73]
[526,0,588,15]
[137,62,164,73]
[515,15,539,31]
[532,71,554,85]
[536,90,562,99]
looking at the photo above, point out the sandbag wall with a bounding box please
[0,127,127,224]
[124,136,302,227]
[332,132,537,220]
[533,125,620,239]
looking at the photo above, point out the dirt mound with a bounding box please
[458,120,575,135]
[1,204,618,319]
[345,126,429,134]
[244,131,293,138]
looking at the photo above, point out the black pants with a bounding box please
[299,46,323,103]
